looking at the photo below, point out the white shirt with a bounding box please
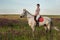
[35,8,40,16]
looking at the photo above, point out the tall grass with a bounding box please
[0,15,60,40]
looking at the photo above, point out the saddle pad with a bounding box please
[39,17,44,22]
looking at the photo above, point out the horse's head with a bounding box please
[20,9,27,18]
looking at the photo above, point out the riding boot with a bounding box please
[36,21,39,27]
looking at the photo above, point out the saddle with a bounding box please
[38,16,44,22]
[34,16,44,26]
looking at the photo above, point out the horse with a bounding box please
[20,9,53,32]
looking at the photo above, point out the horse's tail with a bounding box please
[53,26,60,31]
[50,20,60,31]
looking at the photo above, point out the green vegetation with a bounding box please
[0,15,60,40]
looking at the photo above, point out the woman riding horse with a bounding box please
[34,4,40,26]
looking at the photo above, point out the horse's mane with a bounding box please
[25,9,34,16]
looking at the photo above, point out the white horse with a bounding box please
[20,9,59,33]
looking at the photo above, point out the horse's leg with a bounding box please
[44,26,48,33]
[49,22,53,40]
[47,23,51,32]
[30,25,35,38]
[28,19,35,38]
[44,25,49,40]
[31,25,35,32]
[44,24,51,40]
[47,23,53,40]
[44,24,48,32]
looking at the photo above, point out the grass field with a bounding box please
[0,15,60,40]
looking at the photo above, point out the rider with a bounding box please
[34,4,40,26]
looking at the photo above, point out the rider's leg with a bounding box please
[34,16,37,26]
[34,16,37,22]
[34,16,39,26]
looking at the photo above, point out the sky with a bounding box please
[0,0,60,15]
